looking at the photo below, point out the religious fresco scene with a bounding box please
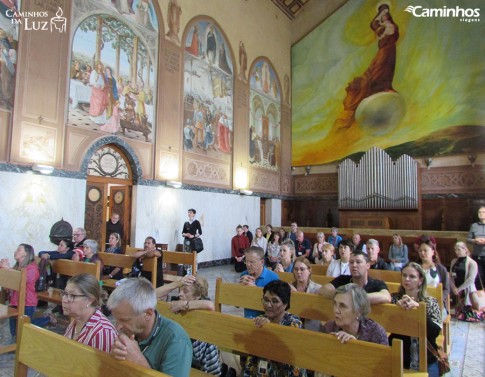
[292,0,485,166]
[249,59,281,171]
[0,0,19,111]
[183,21,234,161]
[67,0,158,142]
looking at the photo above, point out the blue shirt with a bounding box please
[240,267,279,318]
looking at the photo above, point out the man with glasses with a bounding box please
[72,228,87,250]
[239,246,279,318]
[108,278,192,377]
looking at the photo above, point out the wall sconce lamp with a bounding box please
[424,158,433,170]
[468,153,477,168]
[167,181,182,189]
[304,166,311,176]
[234,163,249,190]
[32,163,54,175]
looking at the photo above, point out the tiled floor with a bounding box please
[1,264,484,376]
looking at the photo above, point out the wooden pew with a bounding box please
[14,316,168,377]
[310,264,328,275]
[98,252,158,288]
[0,268,26,355]
[157,301,405,377]
[36,259,101,305]
[368,269,402,283]
[163,251,197,281]
[215,278,428,373]
[126,247,197,283]
[278,270,450,353]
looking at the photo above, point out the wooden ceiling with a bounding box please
[271,0,311,20]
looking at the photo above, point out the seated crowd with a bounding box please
[2,215,485,377]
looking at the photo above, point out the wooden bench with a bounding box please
[279,270,450,353]
[157,301,405,377]
[215,278,428,373]
[98,252,158,288]
[0,268,26,355]
[36,259,101,305]
[310,265,403,283]
[14,315,168,377]
[126,247,197,283]
[163,251,197,281]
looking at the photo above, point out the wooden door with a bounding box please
[108,185,131,248]
[85,181,107,249]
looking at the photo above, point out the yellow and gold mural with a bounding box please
[292,0,485,166]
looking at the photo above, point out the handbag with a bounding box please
[426,339,450,376]
[191,237,204,253]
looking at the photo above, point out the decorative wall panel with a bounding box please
[184,157,230,187]
[421,167,485,194]
[294,173,337,195]
[250,169,279,193]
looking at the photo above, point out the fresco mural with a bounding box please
[249,59,281,171]
[68,0,158,142]
[292,0,485,166]
[0,0,19,111]
[183,21,233,160]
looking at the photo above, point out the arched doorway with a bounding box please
[85,144,133,250]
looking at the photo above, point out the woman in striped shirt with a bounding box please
[62,273,117,352]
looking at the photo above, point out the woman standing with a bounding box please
[0,244,55,338]
[291,257,322,331]
[417,240,450,313]
[273,239,295,273]
[63,273,117,352]
[251,227,268,252]
[389,263,442,377]
[244,280,307,377]
[450,242,481,314]
[388,234,409,271]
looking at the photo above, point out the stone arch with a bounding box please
[80,135,143,182]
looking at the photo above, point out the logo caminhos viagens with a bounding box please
[6,7,66,32]
[404,5,480,22]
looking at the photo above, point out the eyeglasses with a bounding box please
[261,297,282,307]
[72,234,82,237]
[60,290,87,303]
[293,267,308,272]
[244,259,262,266]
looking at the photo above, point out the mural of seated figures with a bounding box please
[183,21,234,160]
[249,59,281,171]
[67,0,158,143]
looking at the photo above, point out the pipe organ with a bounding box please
[338,147,418,209]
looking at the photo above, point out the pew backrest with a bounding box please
[157,301,403,377]
[0,267,26,355]
[215,277,427,372]
[14,316,168,377]
[36,259,101,304]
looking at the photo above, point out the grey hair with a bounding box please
[107,277,157,315]
[68,273,107,307]
[83,239,98,253]
[74,228,87,237]
[334,283,371,318]
[366,238,379,248]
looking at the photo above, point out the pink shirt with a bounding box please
[64,308,117,352]
[10,262,39,307]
